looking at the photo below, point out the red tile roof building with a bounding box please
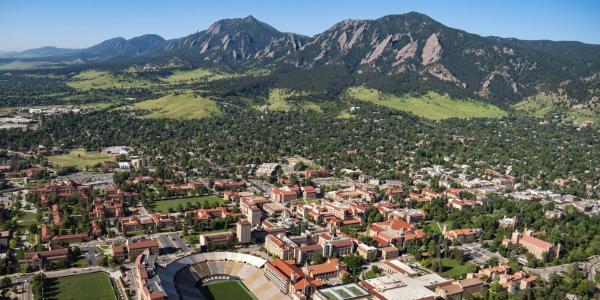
[24,247,69,269]
[368,220,425,247]
[271,187,299,203]
[213,179,245,190]
[51,204,62,226]
[504,230,560,260]
[90,220,103,237]
[41,224,51,242]
[443,225,482,243]
[52,232,88,244]
[198,231,234,247]
[127,239,160,259]
[89,198,125,219]
[265,234,296,260]
[264,259,323,297]
[134,249,166,300]
[307,258,347,281]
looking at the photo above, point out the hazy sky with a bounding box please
[1,0,599,52]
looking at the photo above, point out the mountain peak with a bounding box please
[206,15,279,36]
[243,15,258,22]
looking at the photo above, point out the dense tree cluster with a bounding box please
[1,102,597,197]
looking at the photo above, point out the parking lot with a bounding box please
[153,232,191,254]
[461,242,508,266]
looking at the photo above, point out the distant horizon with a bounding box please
[1,0,599,52]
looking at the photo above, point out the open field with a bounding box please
[514,94,600,124]
[565,109,600,124]
[132,92,221,119]
[0,61,64,70]
[47,148,113,169]
[67,70,152,90]
[160,68,233,83]
[43,272,116,300]
[160,68,271,83]
[266,88,321,112]
[420,258,477,279]
[152,196,225,212]
[346,86,507,120]
[201,280,256,300]
[513,94,557,117]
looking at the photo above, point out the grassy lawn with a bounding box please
[43,272,116,300]
[346,86,507,120]
[74,257,89,268]
[195,227,236,235]
[132,92,222,120]
[152,196,225,212]
[47,148,113,169]
[425,221,450,234]
[124,229,147,237]
[18,211,38,226]
[420,258,477,279]
[201,280,255,300]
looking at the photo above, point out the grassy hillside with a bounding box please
[514,93,600,124]
[266,88,321,112]
[160,68,270,83]
[68,70,151,90]
[346,86,507,120]
[160,68,230,83]
[512,93,565,117]
[132,92,221,119]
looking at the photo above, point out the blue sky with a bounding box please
[0,0,599,52]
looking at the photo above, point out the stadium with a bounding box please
[155,252,291,300]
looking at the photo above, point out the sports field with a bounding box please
[153,196,225,212]
[346,86,507,120]
[43,272,117,300]
[201,280,256,300]
[47,148,113,169]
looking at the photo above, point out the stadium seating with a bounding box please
[156,252,289,300]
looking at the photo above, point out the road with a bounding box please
[0,148,33,158]
[523,256,600,281]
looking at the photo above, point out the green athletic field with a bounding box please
[200,280,256,300]
[43,272,117,300]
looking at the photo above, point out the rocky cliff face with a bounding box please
[6,12,600,107]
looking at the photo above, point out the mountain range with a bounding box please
[2,12,599,108]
